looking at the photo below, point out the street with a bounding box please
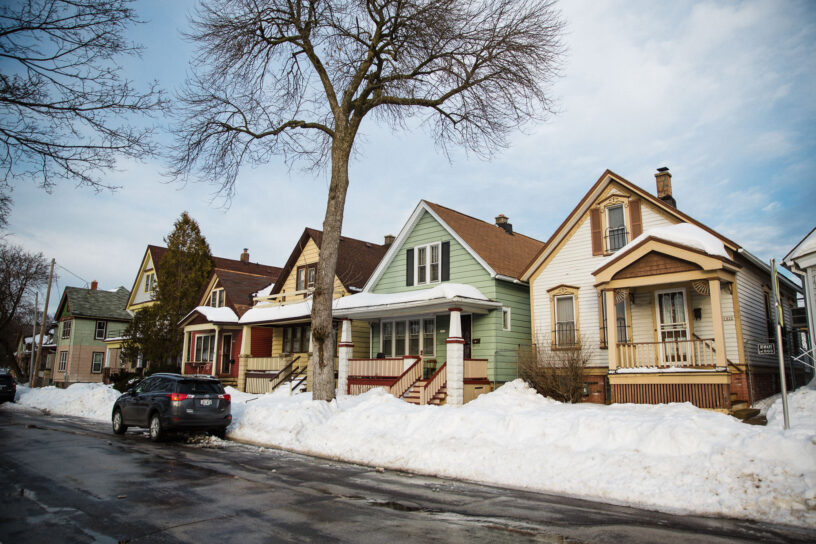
[1,407,813,544]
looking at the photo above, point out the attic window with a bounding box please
[297,264,317,292]
[62,319,72,339]
[606,205,627,252]
[210,288,225,308]
[415,243,441,285]
[144,271,156,293]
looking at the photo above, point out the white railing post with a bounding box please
[338,319,353,397]
[447,308,464,406]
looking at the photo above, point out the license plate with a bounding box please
[200,399,212,406]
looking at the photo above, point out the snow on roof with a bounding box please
[239,283,492,324]
[190,306,240,324]
[253,282,275,298]
[602,222,729,268]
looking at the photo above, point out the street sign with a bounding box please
[757,343,775,355]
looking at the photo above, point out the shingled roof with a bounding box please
[270,228,388,295]
[58,286,132,321]
[147,244,281,277]
[423,201,545,280]
[213,268,278,317]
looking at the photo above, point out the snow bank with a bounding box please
[4,379,815,527]
[767,379,816,437]
[226,380,816,527]
[14,383,119,421]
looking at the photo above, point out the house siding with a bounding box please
[53,318,129,384]
[131,253,156,306]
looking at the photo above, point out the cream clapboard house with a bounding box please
[522,168,800,410]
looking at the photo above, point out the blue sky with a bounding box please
[4,0,815,313]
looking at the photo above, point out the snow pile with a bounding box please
[227,380,816,527]
[767,379,816,436]
[602,223,730,268]
[14,383,120,421]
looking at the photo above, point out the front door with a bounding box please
[462,315,472,359]
[656,290,689,365]
[221,334,232,374]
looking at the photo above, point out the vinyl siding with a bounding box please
[279,238,347,299]
[53,318,129,384]
[131,253,156,306]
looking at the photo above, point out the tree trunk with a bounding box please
[310,134,354,401]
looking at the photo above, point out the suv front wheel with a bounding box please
[149,413,164,442]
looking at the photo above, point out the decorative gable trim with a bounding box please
[362,201,497,292]
[125,246,155,309]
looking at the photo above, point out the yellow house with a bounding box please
[204,228,389,393]
[522,168,801,411]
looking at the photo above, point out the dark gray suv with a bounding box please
[112,373,232,441]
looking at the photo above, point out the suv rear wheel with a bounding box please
[149,413,164,442]
[112,409,127,435]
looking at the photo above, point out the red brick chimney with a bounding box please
[91,280,98,290]
[240,248,250,263]
[655,167,676,208]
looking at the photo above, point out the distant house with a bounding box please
[332,200,545,405]
[521,168,801,410]
[15,326,56,384]
[176,250,281,388]
[180,229,388,393]
[53,283,132,386]
[784,227,816,377]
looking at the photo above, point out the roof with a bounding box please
[270,228,388,295]
[424,201,545,279]
[57,286,132,321]
[521,169,742,281]
[213,268,280,316]
[784,226,816,264]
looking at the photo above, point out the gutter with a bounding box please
[494,274,528,286]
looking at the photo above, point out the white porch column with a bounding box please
[212,325,221,376]
[238,325,252,391]
[337,319,353,397]
[605,290,619,371]
[709,279,727,369]
[181,329,190,375]
[447,308,464,406]
[105,346,111,369]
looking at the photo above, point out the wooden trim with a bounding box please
[547,283,581,293]
[609,372,730,384]
[629,199,643,238]
[600,270,736,290]
[590,207,602,255]
[731,279,747,366]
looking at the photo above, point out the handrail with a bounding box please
[269,356,301,391]
[693,333,739,370]
[421,362,447,405]
[793,348,816,370]
[389,360,422,399]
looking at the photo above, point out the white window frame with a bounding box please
[380,317,436,357]
[502,307,511,331]
[210,288,225,308]
[144,271,156,293]
[605,204,627,253]
[58,351,67,371]
[413,242,441,285]
[194,333,216,362]
[95,320,107,340]
[554,295,577,346]
[91,352,104,373]
[61,319,72,339]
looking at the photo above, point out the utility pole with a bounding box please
[771,258,790,430]
[29,292,37,382]
[32,258,55,388]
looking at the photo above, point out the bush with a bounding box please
[520,334,592,403]
[109,369,144,393]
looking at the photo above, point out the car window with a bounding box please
[155,378,175,393]
[176,380,223,395]
[0,375,14,384]
[135,377,156,393]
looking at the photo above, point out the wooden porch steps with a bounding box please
[403,380,447,405]
[219,377,238,388]
[731,407,767,426]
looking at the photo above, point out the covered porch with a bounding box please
[593,228,742,410]
[179,308,242,387]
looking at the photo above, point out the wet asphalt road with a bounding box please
[0,406,814,544]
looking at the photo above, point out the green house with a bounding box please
[335,201,544,402]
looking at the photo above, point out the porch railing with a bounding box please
[349,357,410,377]
[389,360,422,398]
[421,362,447,405]
[616,338,717,369]
[185,361,213,375]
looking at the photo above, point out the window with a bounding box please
[194,334,215,362]
[502,307,511,331]
[210,288,225,307]
[95,320,107,340]
[606,204,627,252]
[381,318,436,357]
[144,271,156,293]
[61,319,72,339]
[283,325,311,353]
[296,264,317,292]
[601,291,628,346]
[414,243,441,285]
[58,351,67,371]
[91,352,104,373]
[555,295,577,346]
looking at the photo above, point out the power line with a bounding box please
[55,262,89,288]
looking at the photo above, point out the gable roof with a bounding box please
[57,286,132,321]
[365,200,545,290]
[210,268,278,316]
[520,169,741,281]
[270,228,388,295]
[784,226,816,264]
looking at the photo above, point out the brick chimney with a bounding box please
[240,248,250,263]
[91,280,98,290]
[655,167,676,208]
[495,214,513,234]
[384,234,395,246]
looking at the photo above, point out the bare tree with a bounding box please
[520,334,592,403]
[172,0,565,401]
[0,0,166,190]
[0,243,50,380]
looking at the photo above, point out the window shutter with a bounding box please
[441,241,450,281]
[629,199,643,239]
[590,208,603,255]
[405,249,414,286]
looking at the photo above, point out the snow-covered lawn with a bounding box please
[5,379,815,528]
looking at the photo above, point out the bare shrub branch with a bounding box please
[520,333,592,403]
